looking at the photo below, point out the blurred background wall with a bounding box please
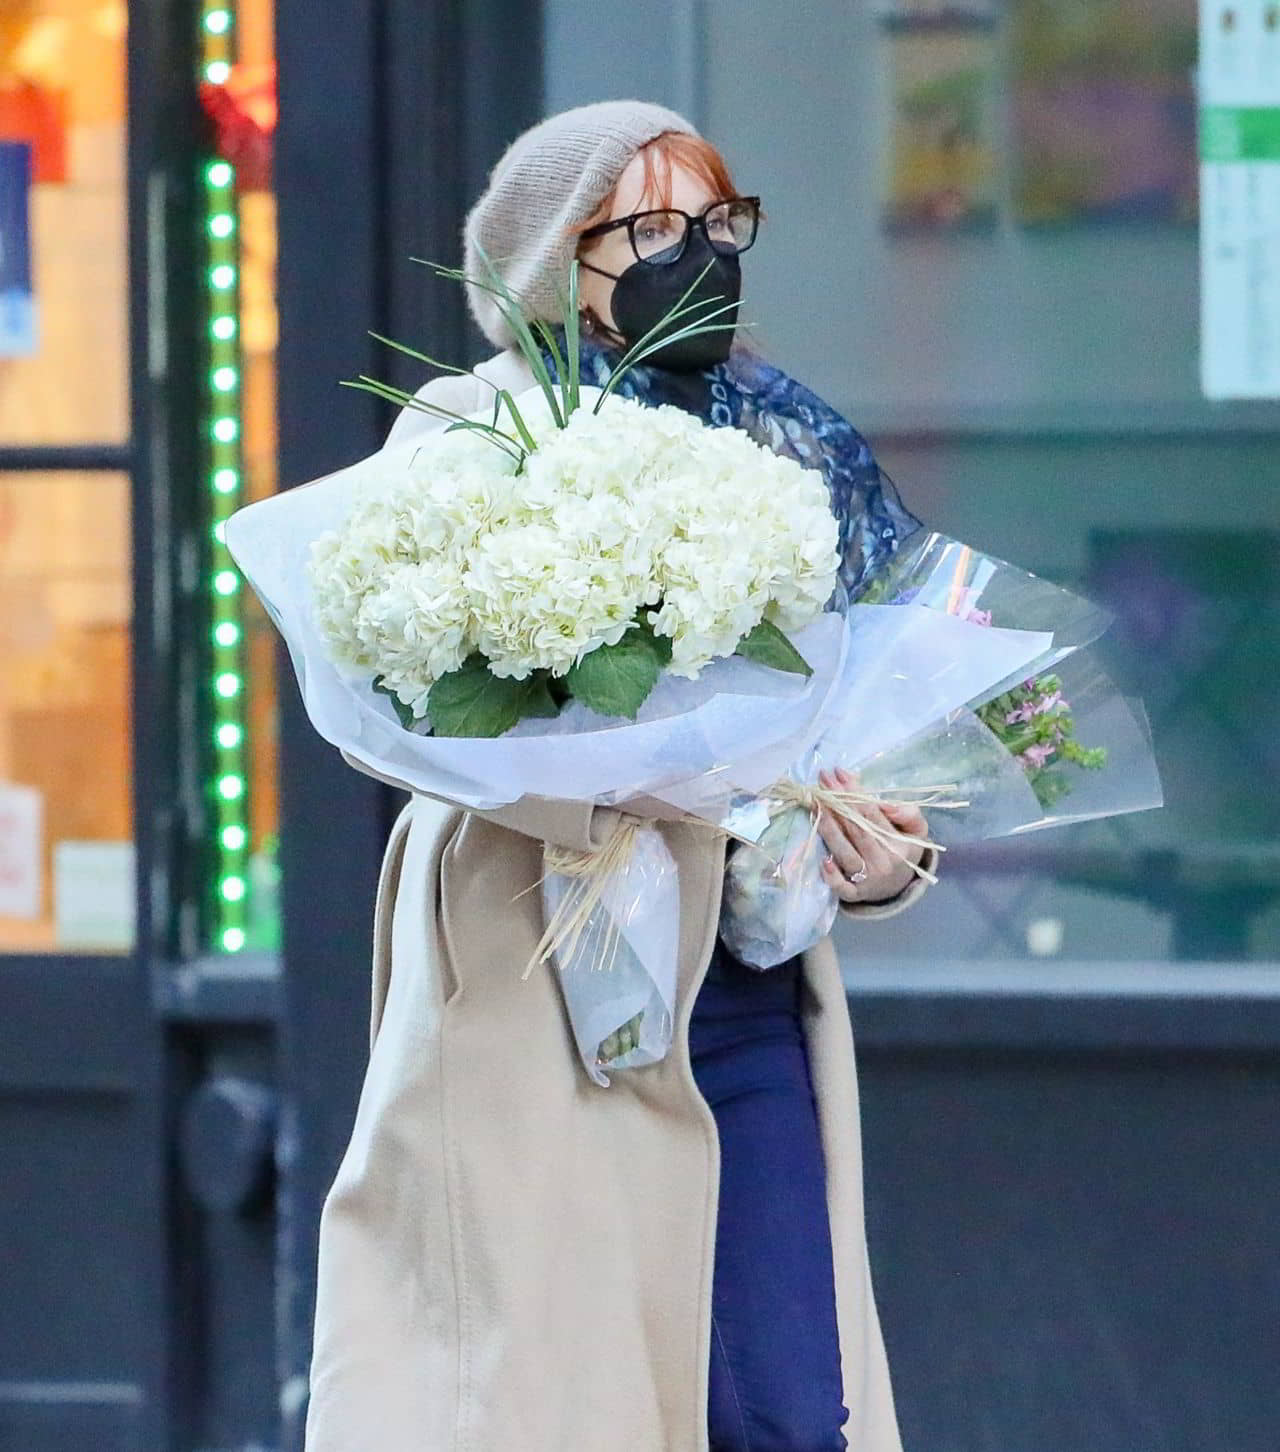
[1,2,1278,1449]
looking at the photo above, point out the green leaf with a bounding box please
[530,317,570,416]
[564,628,664,719]
[427,654,537,738]
[733,618,813,677]
[372,675,421,730]
[519,673,563,720]
[633,615,673,664]
[495,388,539,454]
[597,258,747,406]
[542,262,585,422]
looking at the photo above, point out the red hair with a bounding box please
[566,131,741,238]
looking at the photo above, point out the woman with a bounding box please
[308,100,934,1452]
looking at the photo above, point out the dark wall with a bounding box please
[851,989,1280,1451]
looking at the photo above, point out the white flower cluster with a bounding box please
[306,388,840,718]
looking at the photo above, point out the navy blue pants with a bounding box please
[689,944,850,1452]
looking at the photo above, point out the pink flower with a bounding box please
[1019,742,1056,769]
[965,608,993,627]
[1033,691,1063,715]
[1006,703,1035,725]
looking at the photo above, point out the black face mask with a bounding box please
[581,231,742,372]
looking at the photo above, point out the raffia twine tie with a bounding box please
[516,815,647,981]
[515,777,966,982]
[764,779,968,888]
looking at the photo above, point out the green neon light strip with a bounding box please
[202,0,249,954]
[1199,107,1280,163]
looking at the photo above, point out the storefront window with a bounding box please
[543,0,1280,967]
[692,0,1280,966]
[0,471,132,951]
[0,0,127,444]
[0,2,130,954]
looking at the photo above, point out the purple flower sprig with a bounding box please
[975,672,1106,808]
[955,588,1105,807]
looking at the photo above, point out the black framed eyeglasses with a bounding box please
[579,195,762,266]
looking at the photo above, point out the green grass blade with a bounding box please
[604,257,720,380]
[443,245,567,429]
[409,249,572,429]
[439,419,525,463]
[544,262,582,419]
[565,259,581,415]
[530,317,571,421]
[592,296,745,412]
[592,262,743,410]
[340,378,524,463]
[616,305,743,369]
[496,389,538,454]
[366,331,470,373]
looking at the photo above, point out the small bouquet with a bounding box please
[716,534,1162,968]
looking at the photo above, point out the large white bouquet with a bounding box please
[227,252,879,1083]
[306,383,840,737]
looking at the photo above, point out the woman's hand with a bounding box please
[816,767,927,906]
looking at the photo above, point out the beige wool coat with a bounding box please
[302,350,931,1452]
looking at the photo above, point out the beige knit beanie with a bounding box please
[462,99,701,349]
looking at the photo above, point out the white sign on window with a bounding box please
[1199,0,1280,399]
[0,781,41,918]
[54,840,135,950]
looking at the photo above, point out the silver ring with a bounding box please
[846,865,869,885]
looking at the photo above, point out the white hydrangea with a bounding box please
[306,386,840,718]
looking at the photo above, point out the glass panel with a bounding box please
[201,0,279,953]
[681,0,1280,964]
[0,0,128,444]
[850,486,1280,965]
[0,470,132,952]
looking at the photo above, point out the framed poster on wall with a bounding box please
[880,14,1001,232]
[1012,0,1199,227]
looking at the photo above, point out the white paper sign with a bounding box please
[1199,0,1280,399]
[0,781,41,918]
[54,840,135,950]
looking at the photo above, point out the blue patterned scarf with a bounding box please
[538,325,922,602]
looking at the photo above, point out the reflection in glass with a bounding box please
[0,0,128,443]
[0,471,132,952]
